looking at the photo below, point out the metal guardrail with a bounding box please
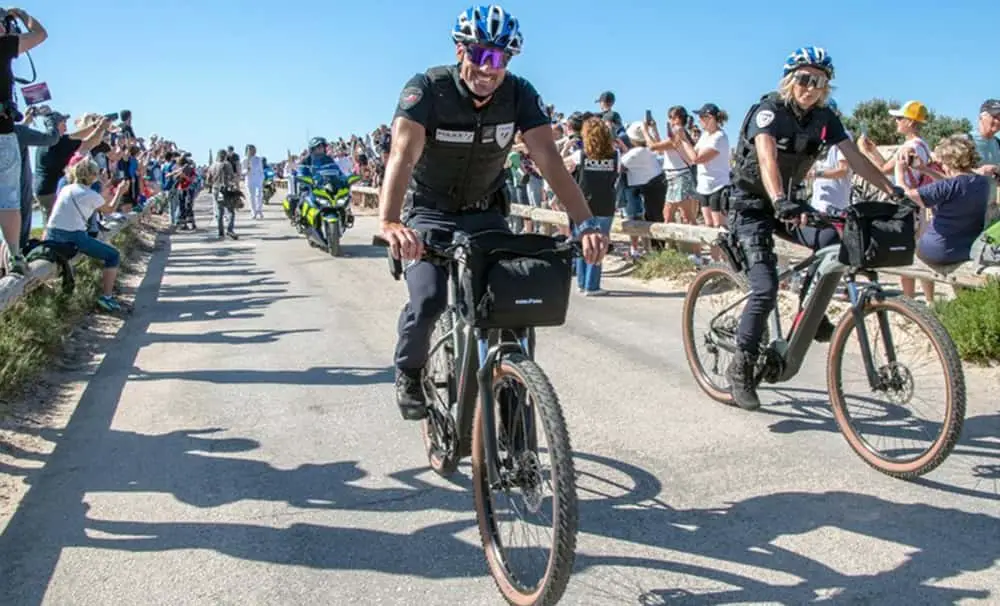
[0,193,164,314]
[273,179,381,209]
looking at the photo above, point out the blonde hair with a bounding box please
[778,73,832,107]
[933,135,981,173]
[76,112,102,128]
[65,158,100,185]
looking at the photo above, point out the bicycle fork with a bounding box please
[845,279,898,391]
[475,334,535,490]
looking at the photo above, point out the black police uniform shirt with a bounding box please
[393,63,551,212]
[735,93,848,200]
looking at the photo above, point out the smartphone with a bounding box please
[644,109,653,124]
[103,112,119,121]
[20,82,51,105]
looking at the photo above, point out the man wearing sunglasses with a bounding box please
[725,45,904,412]
[377,4,608,420]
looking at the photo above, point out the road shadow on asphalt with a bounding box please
[126,365,394,387]
[1,428,996,604]
[760,386,1000,502]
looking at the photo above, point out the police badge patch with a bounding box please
[495,123,514,148]
[399,87,423,111]
[755,109,775,128]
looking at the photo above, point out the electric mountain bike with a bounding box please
[682,205,965,479]
[374,229,579,606]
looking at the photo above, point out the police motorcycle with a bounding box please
[292,166,361,257]
[263,165,276,204]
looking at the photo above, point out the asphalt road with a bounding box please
[1,195,997,605]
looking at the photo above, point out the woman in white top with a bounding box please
[673,103,731,228]
[44,156,130,312]
[808,99,852,215]
[244,144,266,220]
[621,122,668,251]
[644,107,699,224]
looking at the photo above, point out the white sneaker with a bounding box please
[583,289,608,297]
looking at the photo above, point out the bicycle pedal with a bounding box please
[398,403,430,421]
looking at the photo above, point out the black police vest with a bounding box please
[409,65,519,212]
[731,92,830,200]
[575,150,618,217]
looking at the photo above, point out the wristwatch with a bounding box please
[576,217,603,234]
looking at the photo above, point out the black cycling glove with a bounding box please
[889,185,907,202]
[774,197,807,221]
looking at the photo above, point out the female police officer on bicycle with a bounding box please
[724,46,905,411]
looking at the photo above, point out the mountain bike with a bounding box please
[374,229,579,606]
[681,203,965,479]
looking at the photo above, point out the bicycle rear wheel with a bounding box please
[827,294,965,479]
[472,352,577,606]
[681,263,750,404]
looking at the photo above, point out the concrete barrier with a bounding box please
[0,193,164,314]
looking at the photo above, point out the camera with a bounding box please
[1,11,19,34]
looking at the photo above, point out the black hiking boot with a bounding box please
[814,314,835,343]
[726,350,761,411]
[395,369,429,421]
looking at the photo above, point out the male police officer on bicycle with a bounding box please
[726,46,906,411]
[378,4,608,420]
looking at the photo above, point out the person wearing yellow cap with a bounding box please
[859,100,936,299]
[891,101,937,299]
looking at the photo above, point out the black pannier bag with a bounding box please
[837,201,916,269]
[456,230,574,330]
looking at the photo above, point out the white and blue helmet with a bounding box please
[783,46,834,79]
[451,5,523,56]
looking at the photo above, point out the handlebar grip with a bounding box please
[371,235,403,281]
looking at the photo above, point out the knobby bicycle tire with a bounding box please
[827,294,965,479]
[682,263,747,404]
[472,352,578,606]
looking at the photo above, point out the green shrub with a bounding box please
[0,224,143,406]
[932,279,1000,364]
[632,247,696,281]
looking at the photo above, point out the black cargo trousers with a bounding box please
[726,187,840,357]
[394,196,510,372]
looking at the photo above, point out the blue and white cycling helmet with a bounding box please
[309,137,327,150]
[783,46,834,79]
[451,5,523,56]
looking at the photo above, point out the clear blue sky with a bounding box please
[18,0,997,163]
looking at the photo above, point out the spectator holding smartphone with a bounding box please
[44,156,130,312]
[14,105,59,250]
[34,113,113,226]
[0,7,47,274]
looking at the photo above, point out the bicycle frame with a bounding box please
[712,243,896,389]
[425,249,535,488]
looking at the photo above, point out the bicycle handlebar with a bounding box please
[791,197,920,230]
[371,229,583,281]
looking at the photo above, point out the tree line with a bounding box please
[841,98,973,148]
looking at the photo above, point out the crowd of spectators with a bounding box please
[277,125,391,189]
[328,87,999,300]
[0,7,196,313]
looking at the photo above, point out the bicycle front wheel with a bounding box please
[827,294,965,479]
[472,352,577,606]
